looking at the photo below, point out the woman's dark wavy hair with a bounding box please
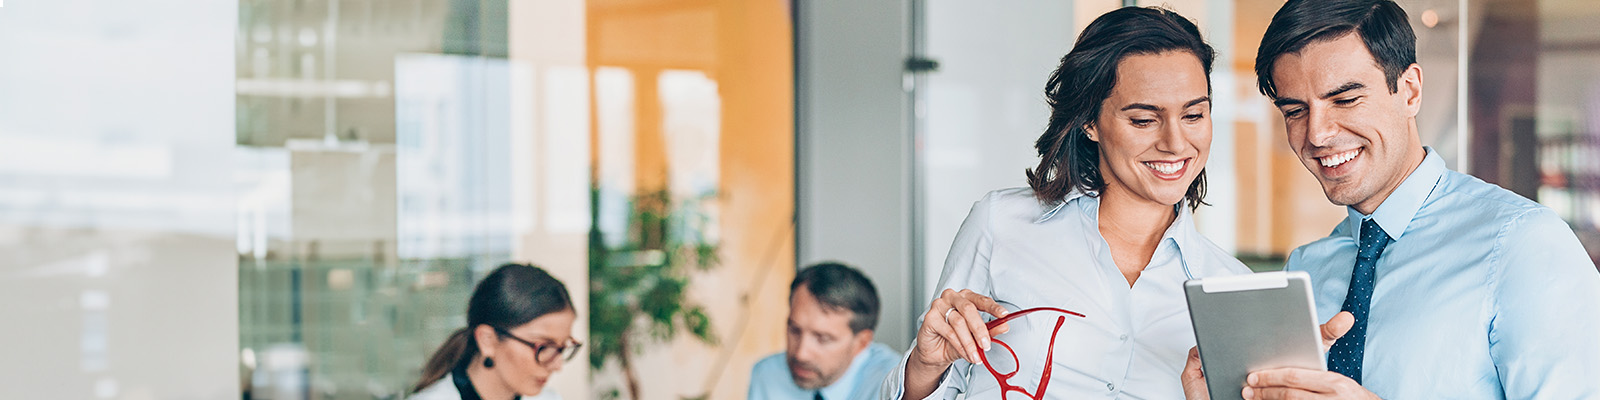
[413,263,573,393]
[1026,6,1216,209]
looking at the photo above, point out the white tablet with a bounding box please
[1183,271,1325,400]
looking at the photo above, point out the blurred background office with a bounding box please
[0,0,1595,399]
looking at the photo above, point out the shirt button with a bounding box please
[1119,334,1129,341]
[1106,382,1115,391]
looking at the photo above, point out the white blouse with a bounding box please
[408,373,562,400]
[882,188,1249,400]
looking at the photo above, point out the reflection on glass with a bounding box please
[0,0,237,398]
[659,69,722,199]
[1534,0,1600,265]
[236,1,519,399]
[595,66,637,250]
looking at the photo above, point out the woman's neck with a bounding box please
[466,355,517,400]
[1096,185,1180,287]
[1097,186,1178,246]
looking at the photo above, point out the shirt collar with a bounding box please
[816,343,877,399]
[1344,147,1446,241]
[1165,204,1204,277]
[1033,190,1088,224]
[451,358,487,400]
[1041,191,1203,277]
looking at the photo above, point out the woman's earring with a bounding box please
[483,357,495,368]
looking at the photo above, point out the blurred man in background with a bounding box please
[748,262,898,400]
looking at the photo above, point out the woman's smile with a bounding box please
[1143,158,1190,180]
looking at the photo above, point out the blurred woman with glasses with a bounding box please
[884,6,1252,400]
[410,263,582,400]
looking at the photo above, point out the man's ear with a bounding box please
[1399,63,1423,118]
[851,329,875,355]
[473,324,499,358]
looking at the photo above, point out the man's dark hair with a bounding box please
[791,262,880,334]
[1255,0,1417,99]
[1028,6,1215,209]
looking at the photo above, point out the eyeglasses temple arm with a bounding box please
[985,307,1086,329]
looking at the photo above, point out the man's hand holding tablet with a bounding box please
[1184,312,1359,399]
[1181,271,1360,400]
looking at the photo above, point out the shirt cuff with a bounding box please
[882,347,963,400]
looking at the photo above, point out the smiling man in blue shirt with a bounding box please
[1182,0,1600,399]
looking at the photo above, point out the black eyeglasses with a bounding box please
[493,327,583,364]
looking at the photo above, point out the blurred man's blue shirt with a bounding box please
[1288,147,1600,398]
[747,342,899,400]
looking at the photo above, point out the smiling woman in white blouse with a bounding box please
[883,6,1251,400]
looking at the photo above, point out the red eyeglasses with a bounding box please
[977,307,1087,400]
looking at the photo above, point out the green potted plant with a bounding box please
[588,188,719,400]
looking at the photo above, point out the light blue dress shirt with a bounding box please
[1288,148,1600,399]
[881,188,1250,399]
[749,342,900,400]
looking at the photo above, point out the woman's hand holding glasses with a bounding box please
[904,289,1012,399]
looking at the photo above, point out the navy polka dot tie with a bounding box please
[1328,218,1390,384]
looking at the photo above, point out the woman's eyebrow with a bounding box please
[1120,103,1164,112]
[524,333,569,343]
[1120,96,1211,112]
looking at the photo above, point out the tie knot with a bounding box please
[1358,219,1389,259]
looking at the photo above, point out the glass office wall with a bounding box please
[234,1,794,400]
[1495,0,1600,265]
[0,1,239,399]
